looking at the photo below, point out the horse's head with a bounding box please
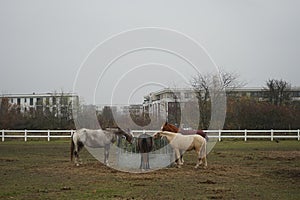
[160,121,167,131]
[161,121,178,133]
[77,129,88,143]
[153,131,162,139]
[115,128,133,144]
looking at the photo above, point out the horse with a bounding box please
[161,122,208,141]
[70,128,133,166]
[161,122,208,164]
[137,133,153,170]
[153,131,207,169]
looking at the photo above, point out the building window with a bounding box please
[30,98,33,105]
[17,98,21,105]
[45,97,49,105]
[184,93,190,98]
[36,98,42,105]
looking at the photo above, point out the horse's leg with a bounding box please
[180,150,184,164]
[74,151,79,166]
[174,149,182,166]
[142,153,147,170]
[201,141,207,168]
[202,155,207,169]
[73,141,80,166]
[140,154,143,169]
[104,144,110,166]
[140,153,146,170]
[195,141,207,169]
[146,153,150,169]
[195,149,201,169]
[196,154,207,169]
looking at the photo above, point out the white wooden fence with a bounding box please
[1,129,299,142]
[1,130,73,142]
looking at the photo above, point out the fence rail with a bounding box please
[1,129,299,142]
[1,130,73,142]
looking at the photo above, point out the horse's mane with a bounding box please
[162,122,179,132]
[160,131,177,136]
[162,122,208,141]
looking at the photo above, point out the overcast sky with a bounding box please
[1,0,299,104]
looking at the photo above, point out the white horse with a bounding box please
[153,131,207,169]
[71,128,133,166]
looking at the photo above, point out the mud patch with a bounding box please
[271,168,300,180]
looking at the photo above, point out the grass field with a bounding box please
[0,140,299,199]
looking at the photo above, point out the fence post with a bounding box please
[47,130,50,142]
[2,130,4,142]
[244,129,247,141]
[218,130,221,142]
[271,129,274,141]
[298,129,300,141]
[24,129,27,142]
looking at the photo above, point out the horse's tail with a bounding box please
[198,130,208,142]
[70,132,75,161]
[205,134,209,142]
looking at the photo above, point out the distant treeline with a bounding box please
[1,78,299,130]
[224,97,300,129]
[0,96,299,130]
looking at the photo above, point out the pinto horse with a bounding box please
[161,122,208,141]
[137,133,153,170]
[153,131,207,169]
[71,128,133,166]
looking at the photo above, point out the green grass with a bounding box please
[0,140,299,199]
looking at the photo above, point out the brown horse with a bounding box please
[161,122,208,141]
[137,133,153,170]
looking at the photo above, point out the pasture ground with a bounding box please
[0,140,299,200]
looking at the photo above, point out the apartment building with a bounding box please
[0,92,78,115]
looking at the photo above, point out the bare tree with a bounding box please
[265,79,291,106]
[191,69,244,129]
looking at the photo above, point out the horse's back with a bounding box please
[184,134,205,151]
[180,129,206,138]
[76,129,114,148]
[181,129,197,135]
[170,134,194,150]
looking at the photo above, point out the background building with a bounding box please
[143,87,300,118]
[0,92,78,116]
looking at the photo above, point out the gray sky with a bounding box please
[1,0,300,104]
